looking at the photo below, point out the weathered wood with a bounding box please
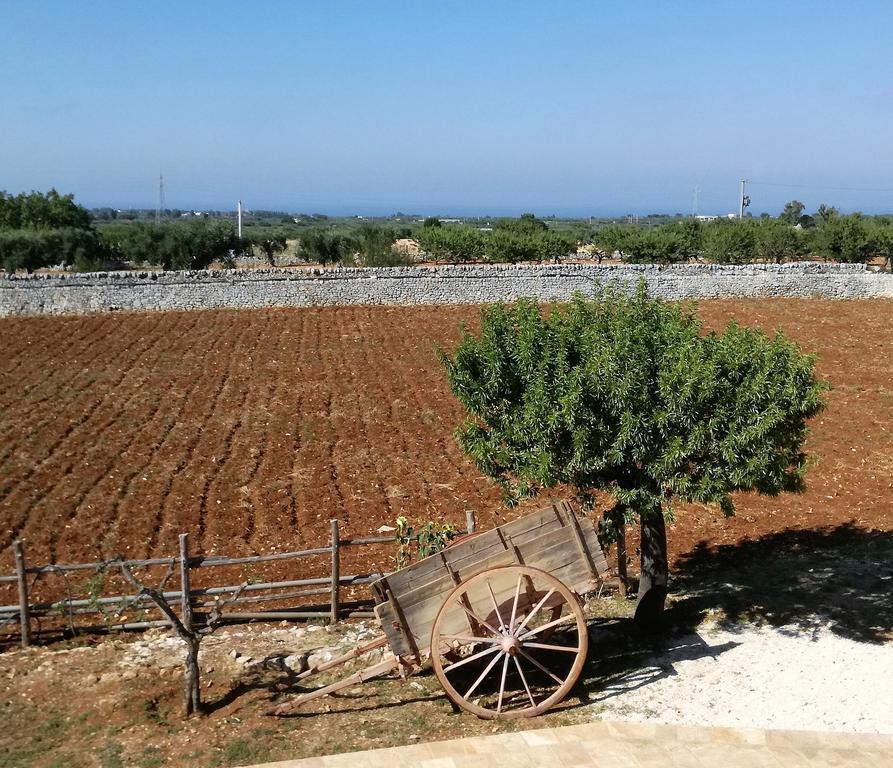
[383,517,604,619]
[178,534,193,633]
[567,507,602,585]
[340,535,394,546]
[381,578,420,661]
[191,547,333,568]
[4,573,388,616]
[269,654,405,716]
[465,509,476,534]
[373,507,607,658]
[13,541,31,648]
[330,519,340,624]
[202,587,330,606]
[382,507,567,597]
[294,635,389,681]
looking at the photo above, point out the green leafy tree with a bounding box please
[593,225,634,262]
[816,204,839,225]
[754,220,808,263]
[248,230,287,266]
[298,229,356,266]
[0,189,92,230]
[814,213,874,263]
[701,221,757,264]
[535,231,576,263]
[439,287,826,629]
[100,221,242,270]
[493,213,548,235]
[423,216,442,228]
[416,225,486,263]
[486,230,539,263]
[618,228,689,264]
[355,224,406,266]
[870,223,893,272]
[779,200,806,226]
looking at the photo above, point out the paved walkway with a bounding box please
[251,720,893,768]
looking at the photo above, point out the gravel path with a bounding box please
[588,621,893,733]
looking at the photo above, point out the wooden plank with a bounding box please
[385,519,600,618]
[381,506,567,597]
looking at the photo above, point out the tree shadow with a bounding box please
[665,522,893,644]
[571,618,740,707]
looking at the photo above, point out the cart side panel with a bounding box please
[381,504,568,598]
[375,512,606,658]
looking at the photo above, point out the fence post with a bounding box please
[13,540,31,648]
[465,509,476,535]
[178,534,193,633]
[330,519,340,625]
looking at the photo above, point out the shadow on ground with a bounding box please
[666,522,893,644]
[573,522,893,706]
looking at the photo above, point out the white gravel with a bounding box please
[588,622,893,733]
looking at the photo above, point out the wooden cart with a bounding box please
[270,500,608,719]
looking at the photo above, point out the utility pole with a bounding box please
[237,200,242,238]
[739,179,750,220]
[156,173,165,224]
[692,186,700,217]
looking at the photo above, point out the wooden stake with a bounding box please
[13,540,31,648]
[330,519,340,624]
[178,534,193,633]
[465,509,476,534]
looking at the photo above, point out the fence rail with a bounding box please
[0,511,476,648]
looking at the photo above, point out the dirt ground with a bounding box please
[1,300,891,584]
[1,298,892,766]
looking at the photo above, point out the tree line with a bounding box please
[591,208,893,269]
[0,190,423,272]
[3,191,893,273]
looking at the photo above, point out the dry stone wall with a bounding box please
[2,262,892,316]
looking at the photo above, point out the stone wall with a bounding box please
[2,262,892,316]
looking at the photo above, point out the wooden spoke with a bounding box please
[513,588,556,635]
[455,599,501,637]
[442,643,500,674]
[463,649,504,700]
[487,581,505,629]
[523,642,580,653]
[518,613,577,641]
[513,656,537,708]
[508,575,522,633]
[496,652,510,713]
[517,648,565,686]
[431,565,588,720]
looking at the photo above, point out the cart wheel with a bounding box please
[430,565,588,719]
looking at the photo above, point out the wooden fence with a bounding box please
[0,511,477,648]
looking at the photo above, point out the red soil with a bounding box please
[1,300,891,606]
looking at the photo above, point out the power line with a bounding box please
[749,180,893,195]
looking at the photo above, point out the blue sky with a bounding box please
[3,1,892,216]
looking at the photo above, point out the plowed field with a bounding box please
[1,300,892,600]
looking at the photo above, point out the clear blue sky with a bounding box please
[3,1,892,216]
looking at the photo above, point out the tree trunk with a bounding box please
[634,507,668,631]
[183,636,202,717]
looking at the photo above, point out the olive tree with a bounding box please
[439,286,826,630]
